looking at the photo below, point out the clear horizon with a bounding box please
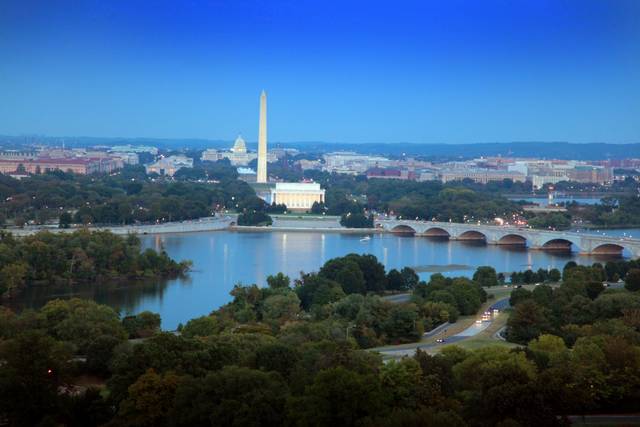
[1,1,639,143]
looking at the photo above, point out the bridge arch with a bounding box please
[592,243,626,256]
[540,237,581,252]
[497,234,527,246]
[423,227,450,238]
[457,230,487,241]
[390,224,417,235]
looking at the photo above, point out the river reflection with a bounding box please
[9,230,630,329]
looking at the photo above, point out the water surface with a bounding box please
[9,230,634,329]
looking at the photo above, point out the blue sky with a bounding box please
[1,0,639,143]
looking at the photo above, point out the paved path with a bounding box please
[374,297,511,358]
[6,216,233,236]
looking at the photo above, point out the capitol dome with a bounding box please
[231,135,247,153]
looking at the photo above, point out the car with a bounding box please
[436,338,445,343]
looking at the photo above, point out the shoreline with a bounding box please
[5,215,640,238]
[4,217,380,237]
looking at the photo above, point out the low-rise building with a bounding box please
[439,169,526,184]
[145,155,193,176]
[269,182,325,211]
[0,157,104,175]
[110,145,158,155]
[323,152,391,174]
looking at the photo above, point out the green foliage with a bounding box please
[413,273,487,316]
[0,230,189,295]
[0,261,27,297]
[38,298,127,353]
[58,211,73,228]
[172,366,289,427]
[319,253,387,294]
[4,256,640,426]
[86,334,122,376]
[473,266,498,287]
[506,260,640,345]
[527,212,571,230]
[289,366,386,427]
[237,210,273,226]
[340,212,374,228]
[0,166,255,225]
[0,331,73,426]
[294,273,345,311]
[117,369,183,427]
[386,267,419,291]
[122,311,161,338]
[625,268,640,292]
[506,299,552,344]
[180,315,220,338]
[267,272,291,289]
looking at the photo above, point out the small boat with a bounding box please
[360,236,371,242]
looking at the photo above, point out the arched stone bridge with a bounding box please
[375,219,640,258]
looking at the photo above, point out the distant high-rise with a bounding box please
[257,90,268,183]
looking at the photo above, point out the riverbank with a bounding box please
[4,215,380,237]
[5,217,233,237]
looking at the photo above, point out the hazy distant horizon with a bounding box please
[2,133,640,146]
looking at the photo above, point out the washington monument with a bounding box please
[257,90,268,183]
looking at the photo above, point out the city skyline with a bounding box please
[1,0,639,143]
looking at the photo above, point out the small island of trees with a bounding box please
[0,230,191,297]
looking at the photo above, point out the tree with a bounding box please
[506,299,551,344]
[172,366,289,427]
[39,298,127,353]
[319,258,368,295]
[237,211,272,226]
[59,211,73,228]
[382,304,423,343]
[86,334,122,376]
[180,315,220,338]
[528,334,568,367]
[122,311,161,338]
[625,269,640,292]
[548,268,561,282]
[340,212,373,228]
[117,369,183,427]
[254,342,300,379]
[0,262,28,297]
[400,267,419,290]
[585,281,605,300]
[509,287,532,306]
[532,284,553,307]
[289,366,387,427]
[267,272,290,289]
[452,346,554,426]
[386,269,404,291]
[0,331,72,426]
[379,358,422,408]
[262,292,301,326]
[563,261,578,281]
[473,266,498,287]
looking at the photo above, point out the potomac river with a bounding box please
[9,228,638,329]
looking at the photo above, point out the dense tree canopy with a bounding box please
[0,166,255,226]
[2,255,640,425]
[0,230,190,296]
